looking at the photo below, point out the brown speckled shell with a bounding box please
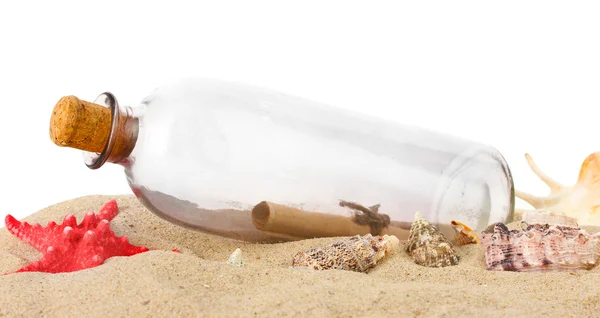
[406,212,459,268]
[291,234,399,273]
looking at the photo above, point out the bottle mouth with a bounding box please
[82,92,139,169]
[82,92,122,169]
[431,145,515,231]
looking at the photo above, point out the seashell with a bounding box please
[226,248,245,267]
[407,212,459,267]
[515,152,600,225]
[480,220,600,272]
[450,220,480,245]
[520,209,579,228]
[291,234,399,273]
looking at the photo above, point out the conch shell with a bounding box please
[291,234,399,273]
[450,220,480,245]
[406,212,459,267]
[515,152,600,225]
[480,210,600,272]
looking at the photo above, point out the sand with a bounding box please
[1,195,600,317]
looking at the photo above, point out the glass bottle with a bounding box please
[49,77,515,243]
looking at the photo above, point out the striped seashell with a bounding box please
[480,220,600,272]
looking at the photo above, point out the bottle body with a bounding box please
[110,78,514,242]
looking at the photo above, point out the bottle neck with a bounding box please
[83,92,140,169]
[48,92,141,170]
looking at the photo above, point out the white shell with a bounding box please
[226,248,245,267]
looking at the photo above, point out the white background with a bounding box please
[0,1,598,221]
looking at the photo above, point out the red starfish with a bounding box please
[4,200,154,274]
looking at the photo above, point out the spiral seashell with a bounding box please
[406,212,459,267]
[291,234,399,273]
[450,220,480,246]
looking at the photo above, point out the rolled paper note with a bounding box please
[251,201,410,240]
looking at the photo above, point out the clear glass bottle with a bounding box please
[49,77,514,243]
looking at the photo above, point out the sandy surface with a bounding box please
[1,195,600,317]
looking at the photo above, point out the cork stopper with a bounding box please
[49,96,112,153]
[49,94,139,168]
